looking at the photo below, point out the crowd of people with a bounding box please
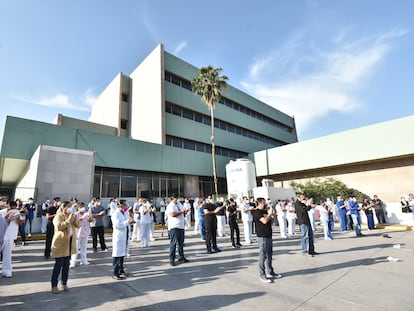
[1,192,414,289]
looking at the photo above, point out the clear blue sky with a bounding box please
[1,0,413,144]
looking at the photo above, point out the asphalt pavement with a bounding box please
[1,224,413,311]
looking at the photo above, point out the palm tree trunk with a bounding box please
[210,105,218,199]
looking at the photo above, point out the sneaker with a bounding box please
[103,249,108,252]
[51,287,60,294]
[206,249,213,254]
[170,261,176,266]
[80,261,89,266]
[69,264,75,269]
[266,272,282,279]
[178,257,189,263]
[59,285,69,291]
[260,277,272,283]
[120,272,129,278]
[28,233,32,237]
[112,275,123,280]
[236,243,243,247]
[213,248,222,252]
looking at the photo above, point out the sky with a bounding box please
[1,0,413,145]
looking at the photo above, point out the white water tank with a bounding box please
[226,158,257,197]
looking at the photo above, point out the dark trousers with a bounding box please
[45,222,54,257]
[375,207,386,224]
[51,256,70,287]
[169,228,185,262]
[366,214,375,229]
[205,221,217,250]
[113,256,125,276]
[18,221,26,242]
[229,218,240,246]
[91,226,107,250]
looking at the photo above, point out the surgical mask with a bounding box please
[80,207,86,213]
[57,201,61,207]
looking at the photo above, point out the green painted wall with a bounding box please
[1,116,231,180]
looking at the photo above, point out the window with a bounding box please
[173,138,182,148]
[121,175,137,197]
[172,105,181,116]
[182,108,193,120]
[183,140,195,150]
[121,93,128,102]
[102,173,120,198]
[181,79,192,91]
[120,119,128,130]
[172,75,180,86]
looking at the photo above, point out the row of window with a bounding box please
[165,102,284,147]
[165,71,293,133]
[166,135,248,158]
[92,167,227,199]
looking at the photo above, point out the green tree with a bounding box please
[291,177,367,203]
[191,66,228,199]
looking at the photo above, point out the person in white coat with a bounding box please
[276,200,288,238]
[1,201,25,278]
[111,200,135,280]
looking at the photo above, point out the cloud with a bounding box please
[241,29,407,136]
[12,90,96,112]
[173,41,188,55]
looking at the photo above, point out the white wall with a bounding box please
[129,44,165,144]
[88,73,121,129]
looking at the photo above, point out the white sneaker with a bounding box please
[260,277,272,283]
[266,273,282,279]
[28,233,32,237]
[69,264,75,268]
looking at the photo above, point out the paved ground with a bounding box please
[1,224,413,311]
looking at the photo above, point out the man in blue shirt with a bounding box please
[336,196,348,232]
[348,196,364,237]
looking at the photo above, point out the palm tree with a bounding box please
[191,66,228,199]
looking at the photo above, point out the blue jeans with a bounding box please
[300,224,314,254]
[339,212,348,231]
[351,214,361,235]
[257,237,274,278]
[169,228,185,262]
[51,256,70,287]
[199,219,205,240]
[366,214,375,229]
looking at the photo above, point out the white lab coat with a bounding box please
[111,209,129,257]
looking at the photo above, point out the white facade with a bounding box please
[129,44,165,144]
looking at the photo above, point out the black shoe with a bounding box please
[170,261,176,266]
[213,248,222,253]
[120,272,129,278]
[312,252,320,255]
[178,257,189,263]
[207,249,213,254]
[93,248,98,253]
[112,275,123,280]
[236,243,243,247]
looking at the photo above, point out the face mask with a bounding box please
[122,207,129,212]
[80,207,86,213]
[57,201,61,207]
[29,200,33,204]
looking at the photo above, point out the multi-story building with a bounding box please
[0,44,297,204]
